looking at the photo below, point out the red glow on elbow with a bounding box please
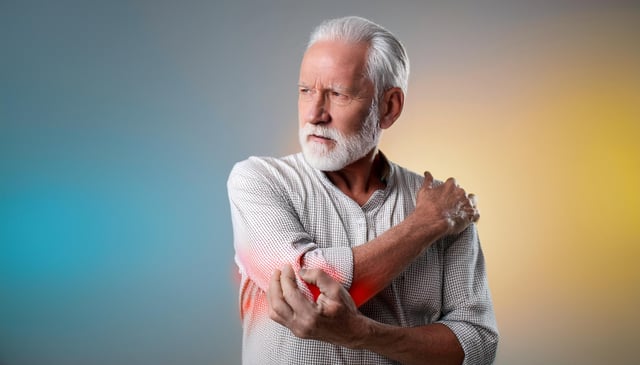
[349,282,376,307]
[307,282,321,301]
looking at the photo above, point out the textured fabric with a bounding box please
[228,152,498,365]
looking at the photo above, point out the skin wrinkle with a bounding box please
[298,41,381,172]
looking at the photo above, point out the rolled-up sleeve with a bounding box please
[437,224,499,365]
[227,159,354,299]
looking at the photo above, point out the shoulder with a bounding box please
[387,159,448,190]
[227,153,310,190]
[388,160,425,191]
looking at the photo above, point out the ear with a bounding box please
[379,87,404,130]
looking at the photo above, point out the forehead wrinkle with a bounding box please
[299,40,370,92]
[298,72,369,95]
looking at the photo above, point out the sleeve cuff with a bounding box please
[302,246,354,289]
[438,320,498,365]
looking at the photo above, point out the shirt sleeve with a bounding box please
[227,158,354,299]
[436,224,499,365]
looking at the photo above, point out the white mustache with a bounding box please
[300,124,344,141]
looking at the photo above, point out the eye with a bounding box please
[329,91,351,105]
[298,87,315,99]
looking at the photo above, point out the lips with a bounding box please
[308,134,334,143]
[301,124,339,145]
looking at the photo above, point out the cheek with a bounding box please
[340,108,369,134]
[297,100,307,125]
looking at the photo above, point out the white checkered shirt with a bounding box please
[228,153,498,364]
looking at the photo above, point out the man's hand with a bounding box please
[267,265,370,348]
[267,265,467,364]
[413,171,479,237]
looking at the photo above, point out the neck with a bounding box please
[324,148,387,206]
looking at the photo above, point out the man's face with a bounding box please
[298,40,380,171]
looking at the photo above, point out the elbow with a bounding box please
[447,321,499,365]
[484,329,499,364]
[474,325,499,365]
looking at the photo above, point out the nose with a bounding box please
[304,93,330,125]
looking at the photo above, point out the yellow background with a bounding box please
[380,7,640,364]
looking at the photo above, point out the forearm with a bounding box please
[356,319,463,365]
[349,213,448,306]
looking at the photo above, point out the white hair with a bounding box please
[308,16,410,98]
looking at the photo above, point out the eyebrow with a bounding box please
[297,83,356,94]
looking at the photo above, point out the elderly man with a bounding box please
[228,16,498,365]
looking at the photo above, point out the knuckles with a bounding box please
[268,302,284,320]
[268,306,284,324]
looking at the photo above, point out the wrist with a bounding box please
[348,315,377,350]
[405,212,449,243]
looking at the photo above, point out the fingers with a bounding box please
[445,176,458,188]
[267,268,293,322]
[444,176,479,226]
[468,193,477,207]
[468,193,480,222]
[418,171,481,233]
[280,265,313,311]
[300,268,342,299]
[423,171,434,188]
[463,193,478,221]
[300,268,357,317]
[472,209,480,223]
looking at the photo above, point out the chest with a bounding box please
[294,188,413,248]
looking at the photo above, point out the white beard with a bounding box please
[299,100,381,171]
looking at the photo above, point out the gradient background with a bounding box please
[1,1,639,364]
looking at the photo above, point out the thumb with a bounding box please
[300,268,339,296]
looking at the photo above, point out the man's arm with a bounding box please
[228,158,355,298]
[269,224,499,365]
[348,171,478,306]
[363,322,464,365]
[229,158,477,305]
[269,266,464,365]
